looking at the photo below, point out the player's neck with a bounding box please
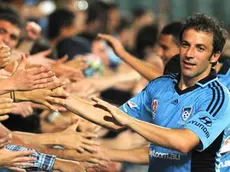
[179,69,211,90]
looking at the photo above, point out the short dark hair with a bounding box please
[47,8,75,40]
[0,2,20,17]
[0,13,22,29]
[0,3,22,29]
[117,17,131,34]
[161,22,184,46]
[180,13,228,53]
[132,6,148,19]
[135,24,158,59]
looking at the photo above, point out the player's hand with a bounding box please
[91,96,131,126]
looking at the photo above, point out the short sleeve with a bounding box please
[183,107,230,151]
[119,82,154,122]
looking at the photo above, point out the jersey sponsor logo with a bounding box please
[127,101,138,109]
[151,99,158,113]
[182,107,193,121]
[149,149,180,160]
[199,116,212,127]
[187,120,210,138]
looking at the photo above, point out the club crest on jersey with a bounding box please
[151,99,158,113]
[127,101,137,108]
[182,107,193,121]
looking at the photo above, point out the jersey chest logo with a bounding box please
[182,106,193,121]
[151,99,158,113]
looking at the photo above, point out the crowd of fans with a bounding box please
[0,0,230,172]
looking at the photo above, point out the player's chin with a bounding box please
[181,68,196,78]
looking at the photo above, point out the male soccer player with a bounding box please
[48,13,230,171]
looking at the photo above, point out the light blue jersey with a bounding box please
[120,70,230,172]
[216,59,230,172]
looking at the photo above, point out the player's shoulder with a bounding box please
[206,79,230,96]
[200,80,230,116]
[148,73,178,86]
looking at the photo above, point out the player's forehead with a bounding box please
[181,28,214,48]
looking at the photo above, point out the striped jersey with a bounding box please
[119,70,230,172]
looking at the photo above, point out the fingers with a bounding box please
[0,102,16,109]
[13,156,37,163]
[97,33,111,41]
[42,101,58,112]
[30,66,51,75]
[33,71,55,80]
[46,97,66,106]
[91,97,110,111]
[81,144,97,153]
[0,43,11,64]
[91,96,101,103]
[83,132,98,139]
[12,162,34,167]
[33,77,55,87]
[21,105,33,117]
[0,42,10,51]
[16,56,27,71]
[88,159,110,168]
[14,150,35,157]
[0,135,11,147]
[82,138,99,146]
[91,97,114,110]
[25,63,42,69]
[0,98,13,104]
[51,87,69,97]
[0,115,9,121]
[83,162,99,170]
[0,108,17,115]
[76,147,85,153]
[46,81,67,90]
[8,167,26,172]
[37,49,52,57]
[67,120,80,131]
[58,55,68,64]
[0,52,11,59]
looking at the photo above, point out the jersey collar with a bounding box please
[175,69,218,95]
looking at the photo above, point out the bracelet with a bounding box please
[10,91,13,100]
[10,91,16,102]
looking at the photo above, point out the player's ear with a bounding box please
[210,51,221,64]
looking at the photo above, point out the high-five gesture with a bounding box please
[57,120,98,152]
[10,55,55,90]
[91,97,131,126]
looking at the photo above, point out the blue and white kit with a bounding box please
[120,70,230,172]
